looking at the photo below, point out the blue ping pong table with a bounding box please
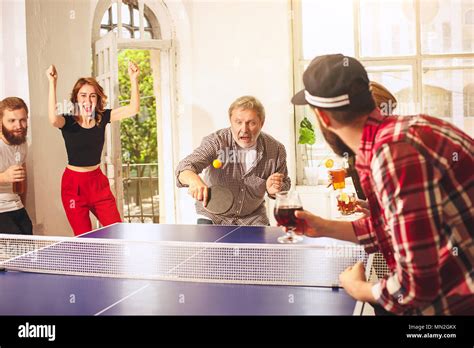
[0,223,364,315]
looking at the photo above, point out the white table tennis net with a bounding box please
[1,234,372,287]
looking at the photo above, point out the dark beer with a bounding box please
[274,205,303,229]
[13,180,25,194]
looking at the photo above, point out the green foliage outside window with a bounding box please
[118,49,157,164]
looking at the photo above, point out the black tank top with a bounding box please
[60,109,111,166]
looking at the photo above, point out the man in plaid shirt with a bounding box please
[291,54,473,315]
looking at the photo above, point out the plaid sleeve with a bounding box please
[370,142,443,314]
[175,133,220,188]
[276,143,291,193]
[351,217,380,253]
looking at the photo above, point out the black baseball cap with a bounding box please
[292,54,372,110]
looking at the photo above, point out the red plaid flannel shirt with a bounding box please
[352,108,474,315]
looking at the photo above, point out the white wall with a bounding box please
[0,0,35,225]
[174,0,295,223]
[0,1,30,100]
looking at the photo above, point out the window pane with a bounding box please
[421,0,474,54]
[144,15,150,28]
[359,0,416,57]
[100,28,109,37]
[122,28,132,39]
[144,30,153,39]
[121,4,131,24]
[111,3,117,24]
[294,106,333,184]
[422,58,474,135]
[366,65,415,114]
[133,9,140,27]
[101,10,109,25]
[134,30,141,39]
[301,0,354,59]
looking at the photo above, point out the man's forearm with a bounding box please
[323,220,360,244]
[346,280,377,304]
[178,170,200,186]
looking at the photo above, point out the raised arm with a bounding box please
[266,143,291,198]
[46,65,65,128]
[110,61,140,122]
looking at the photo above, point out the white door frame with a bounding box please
[94,31,124,219]
[93,33,177,223]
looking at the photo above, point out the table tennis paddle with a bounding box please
[204,185,234,215]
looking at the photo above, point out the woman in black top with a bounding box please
[46,62,140,235]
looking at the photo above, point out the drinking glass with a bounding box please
[274,190,303,244]
[336,192,357,215]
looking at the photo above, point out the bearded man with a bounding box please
[0,97,32,235]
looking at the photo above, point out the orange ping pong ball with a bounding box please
[213,159,222,169]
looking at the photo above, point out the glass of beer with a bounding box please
[12,151,25,194]
[274,190,303,243]
[336,192,357,215]
[13,177,25,194]
[329,168,346,190]
[325,158,347,190]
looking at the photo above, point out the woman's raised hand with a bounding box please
[46,65,58,83]
[128,61,139,81]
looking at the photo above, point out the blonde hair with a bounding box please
[228,96,265,123]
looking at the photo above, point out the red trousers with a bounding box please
[61,167,121,236]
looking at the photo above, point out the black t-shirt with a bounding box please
[60,109,112,166]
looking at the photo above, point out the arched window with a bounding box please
[99,0,160,39]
